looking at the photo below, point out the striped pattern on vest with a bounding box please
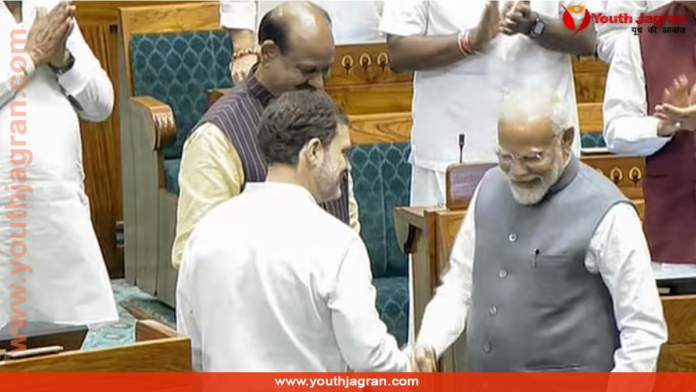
[193,76,351,225]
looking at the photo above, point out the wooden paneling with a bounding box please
[573,56,609,103]
[74,2,197,277]
[349,112,411,145]
[321,52,609,116]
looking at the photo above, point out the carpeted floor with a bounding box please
[81,279,175,351]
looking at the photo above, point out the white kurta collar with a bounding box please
[244,182,317,204]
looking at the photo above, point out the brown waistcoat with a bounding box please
[639,3,696,263]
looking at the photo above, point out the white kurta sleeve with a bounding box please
[602,29,671,156]
[57,21,114,123]
[587,203,668,372]
[0,52,36,109]
[595,1,645,63]
[596,1,673,63]
[379,1,429,37]
[219,0,257,31]
[328,236,411,372]
[415,188,477,358]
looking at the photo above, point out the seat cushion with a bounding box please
[130,31,233,160]
[374,276,409,347]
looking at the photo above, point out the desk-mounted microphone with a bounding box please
[458,133,465,164]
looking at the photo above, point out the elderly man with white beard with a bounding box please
[410,91,668,372]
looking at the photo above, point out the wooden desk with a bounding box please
[395,206,696,372]
[394,206,466,372]
[0,320,191,372]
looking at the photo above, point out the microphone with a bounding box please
[458,133,465,164]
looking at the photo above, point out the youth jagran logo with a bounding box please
[562,5,591,36]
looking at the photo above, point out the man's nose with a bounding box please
[508,160,529,178]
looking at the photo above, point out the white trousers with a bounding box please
[407,165,446,346]
[410,165,447,208]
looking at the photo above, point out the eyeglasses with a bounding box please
[496,150,548,166]
[496,136,560,167]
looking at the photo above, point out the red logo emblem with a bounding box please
[562,4,591,36]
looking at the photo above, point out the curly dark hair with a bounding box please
[257,90,349,166]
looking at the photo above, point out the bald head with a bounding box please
[255,2,336,94]
[259,1,333,53]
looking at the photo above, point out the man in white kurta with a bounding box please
[176,90,410,372]
[0,1,117,331]
[220,0,384,82]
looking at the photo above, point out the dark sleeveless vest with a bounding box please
[193,75,351,225]
[639,3,696,263]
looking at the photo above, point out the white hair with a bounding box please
[499,87,573,136]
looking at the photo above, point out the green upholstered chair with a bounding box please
[349,141,411,347]
[118,2,232,306]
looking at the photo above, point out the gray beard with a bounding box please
[508,159,565,206]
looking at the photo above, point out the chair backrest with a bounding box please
[350,123,411,279]
[118,2,233,159]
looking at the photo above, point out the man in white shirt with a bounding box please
[220,0,384,82]
[595,0,672,63]
[413,90,667,372]
[0,0,117,330]
[603,1,696,282]
[380,1,599,207]
[176,90,411,372]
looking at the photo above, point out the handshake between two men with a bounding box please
[409,347,438,372]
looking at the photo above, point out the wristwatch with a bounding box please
[49,51,75,75]
[528,13,546,38]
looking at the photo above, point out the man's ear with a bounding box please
[259,39,279,64]
[303,138,323,167]
[562,126,575,150]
